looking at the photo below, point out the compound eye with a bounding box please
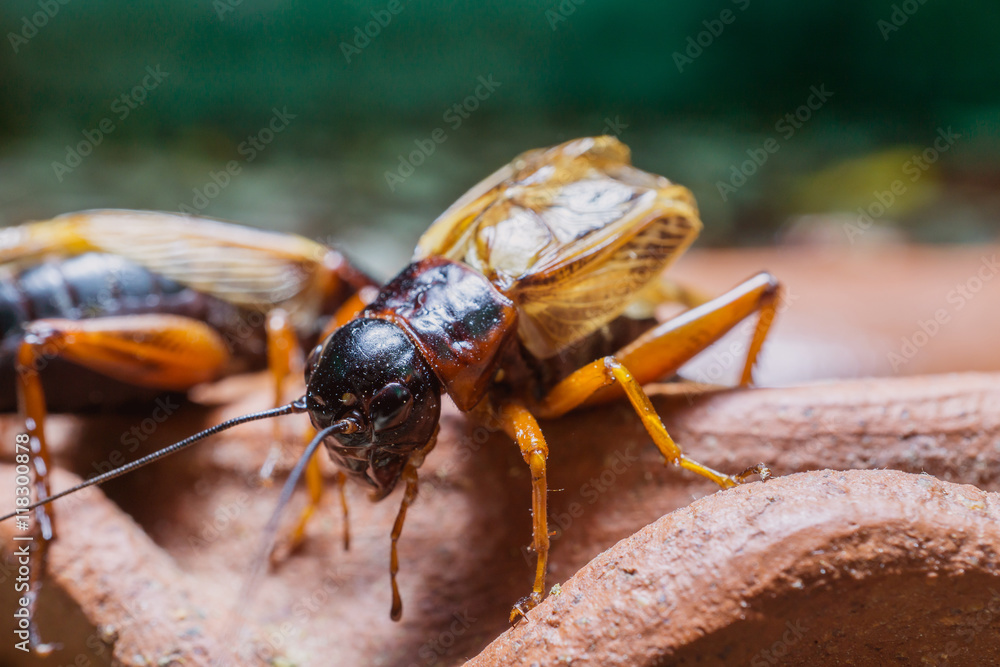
[370,383,413,432]
[304,343,324,384]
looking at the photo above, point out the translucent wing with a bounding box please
[414,136,702,358]
[4,210,334,326]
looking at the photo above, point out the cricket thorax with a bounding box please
[361,257,519,411]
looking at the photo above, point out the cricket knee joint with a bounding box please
[602,356,628,383]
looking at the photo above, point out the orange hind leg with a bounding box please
[535,272,781,488]
[500,273,781,623]
[15,313,230,653]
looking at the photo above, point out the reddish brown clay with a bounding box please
[669,244,1000,380]
[0,468,222,666]
[470,468,1000,666]
[1,370,998,666]
[0,244,998,666]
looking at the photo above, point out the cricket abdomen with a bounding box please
[0,252,268,411]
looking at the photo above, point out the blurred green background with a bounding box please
[1,0,998,277]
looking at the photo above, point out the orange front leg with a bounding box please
[259,308,302,482]
[262,283,378,481]
[272,426,351,562]
[388,430,437,621]
[262,290,378,551]
[495,401,551,624]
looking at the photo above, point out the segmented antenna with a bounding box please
[220,419,356,664]
[0,398,310,523]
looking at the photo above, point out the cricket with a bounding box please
[2,136,779,653]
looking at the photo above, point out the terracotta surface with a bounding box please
[0,245,997,666]
[470,469,1000,667]
[670,243,1000,383]
[0,370,998,666]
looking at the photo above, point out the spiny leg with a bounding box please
[535,273,782,488]
[263,290,376,554]
[541,357,759,488]
[264,290,378,553]
[388,431,437,621]
[272,427,351,562]
[15,314,230,653]
[495,401,551,624]
[587,272,782,406]
[259,308,302,482]
[15,338,58,655]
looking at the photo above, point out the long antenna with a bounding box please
[220,419,355,664]
[243,420,352,592]
[0,398,310,522]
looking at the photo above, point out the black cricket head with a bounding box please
[303,317,441,499]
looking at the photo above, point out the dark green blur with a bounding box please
[1,0,997,275]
